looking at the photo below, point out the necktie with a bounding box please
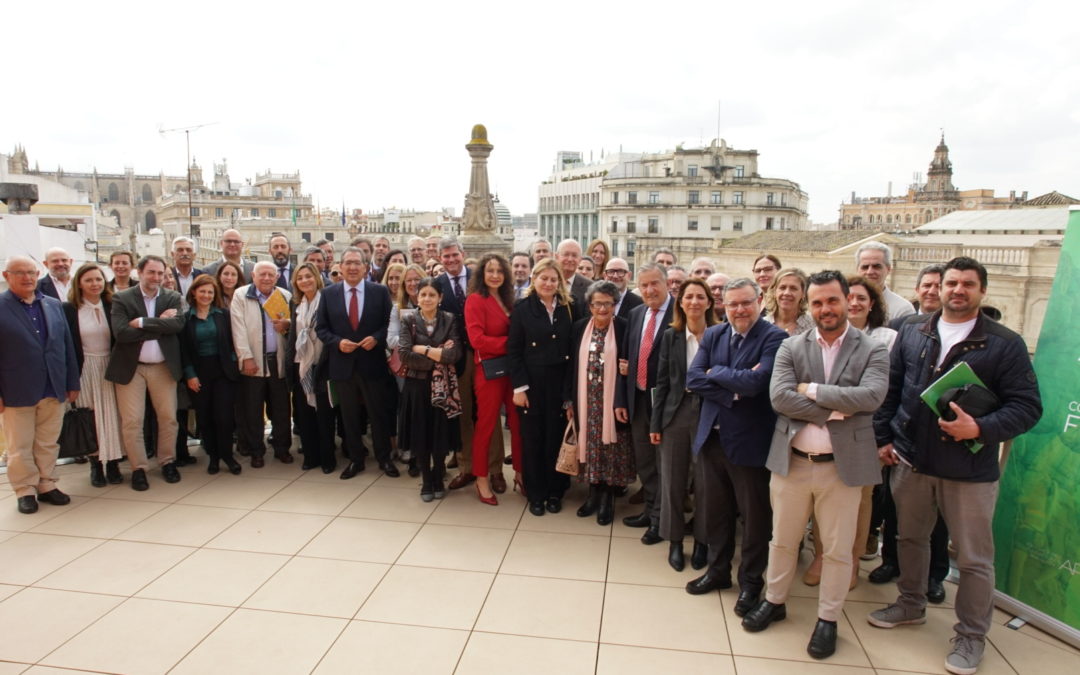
[278,266,288,287]
[637,308,657,389]
[732,333,743,353]
[349,287,359,331]
[454,276,465,306]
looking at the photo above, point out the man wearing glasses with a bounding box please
[604,257,642,320]
[205,229,255,284]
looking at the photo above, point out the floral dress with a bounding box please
[582,325,635,486]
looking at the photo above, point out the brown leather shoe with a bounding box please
[274,452,294,464]
[251,456,265,468]
[491,474,507,494]
[447,473,475,490]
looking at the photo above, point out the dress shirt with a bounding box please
[19,292,49,348]
[175,268,196,296]
[138,290,166,363]
[790,326,849,454]
[342,281,365,321]
[637,297,671,341]
[685,329,700,371]
[450,273,467,300]
[50,275,72,301]
[256,289,280,354]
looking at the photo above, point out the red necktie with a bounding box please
[349,288,359,331]
[637,308,657,389]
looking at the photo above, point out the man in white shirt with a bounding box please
[37,247,73,301]
[855,242,915,322]
[170,236,202,297]
[556,239,590,316]
[511,251,532,300]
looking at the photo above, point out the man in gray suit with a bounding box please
[556,239,590,319]
[741,270,889,660]
[204,228,255,284]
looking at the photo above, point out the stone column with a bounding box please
[457,124,511,258]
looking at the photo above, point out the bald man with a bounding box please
[38,247,73,301]
[204,229,255,284]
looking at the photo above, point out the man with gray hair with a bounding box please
[37,247,73,301]
[652,248,677,268]
[855,241,914,322]
[605,257,642,320]
[170,236,202,296]
[707,272,731,322]
[556,239,590,315]
[690,257,716,280]
[530,238,552,263]
[408,236,427,265]
[302,246,329,282]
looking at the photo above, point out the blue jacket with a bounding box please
[0,290,80,406]
[873,311,1042,482]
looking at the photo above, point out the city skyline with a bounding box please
[5,0,1076,224]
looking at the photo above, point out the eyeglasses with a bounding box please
[590,301,614,309]
[222,239,243,245]
[752,266,776,274]
[605,269,628,276]
[724,301,757,311]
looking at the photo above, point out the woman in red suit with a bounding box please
[464,253,523,505]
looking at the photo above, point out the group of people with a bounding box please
[0,234,1041,675]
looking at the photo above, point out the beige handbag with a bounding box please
[555,417,580,476]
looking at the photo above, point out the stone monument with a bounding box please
[457,124,511,258]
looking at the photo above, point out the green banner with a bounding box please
[993,208,1080,631]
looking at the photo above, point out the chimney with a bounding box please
[1022,191,1028,200]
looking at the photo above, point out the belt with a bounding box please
[792,447,834,463]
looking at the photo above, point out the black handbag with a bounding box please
[937,384,1000,421]
[481,356,509,380]
[58,405,98,459]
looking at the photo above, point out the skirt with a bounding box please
[75,353,124,461]
[397,376,453,456]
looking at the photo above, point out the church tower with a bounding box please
[925,134,955,194]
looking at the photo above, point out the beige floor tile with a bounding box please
[0,662,28,674]
[137,548,288,606]
[601,582,730,653]
[34,539,193,596]
[40,597,230,674]
[0,533,104,585]
[240,457,307,479]
[114,503,247,546]
[456,632,597,675]
[171,608,345,674]
[356,565,493,630]
[610,497,650,539]
[989,622,1080,673]
[29,498,166,539]
[499,531,609,581]
[727,596,871,667]
[22,668,105,674]
[0,584,22,602]
[0,503,66,533]
[598,644,737,674]
[735,656,876,674]
[314,619,468,674]
[98,468,215,503]
[1015,624,1080,656]
[427,491,526,530]
[476,574,604,641]
[606,535,700,588]
[339,485,438,523]
[51,476,116,497]
[370,471,417,490]
[206,510,331,555]
[177,476,290,509]
[243,557,388,618]
[0,530,16,544]
[0,587,122,663]
[398,524,513,573]
[300,517,420,563]
[256,480,361,516]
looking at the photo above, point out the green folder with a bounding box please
[920,361,988,452]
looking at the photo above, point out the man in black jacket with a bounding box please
[867,257,1042,675]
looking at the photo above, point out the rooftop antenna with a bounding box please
[159,121,218,238]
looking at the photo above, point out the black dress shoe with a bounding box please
[545,497,562,514]
[89,460,106,487]
[686,568,733,595]
[691,541,708,570]
[37,489,71,505]
[379,461,400,478]
[250,455,266,468]
[224,458,242,475]
[17,495,38,514]
[734,590,760,617]
[577,485,602,518]
[105,460,123,484]
[301,459,318,471]
[407,460,420,477]
[927,578,947,604]
[207,460,220,475]
[528,501,546,516]
[161,462,181,484]
[322,463,337,475]
[807,619,837,659]
[741,600,786,632]
[668,543,685,572]
[622,512,651,528]
[131,469,149,491]
[177,454,198,467]
[597,487,615,526]
[869,562,900,584]
[340,462,364,480]
[640,525,663,545]
[274,451,294,464]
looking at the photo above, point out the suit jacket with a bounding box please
[204,258,256,286]
[62,300,115,372]
[650,327,691,434]
[105,286,186,384]
[275,264,294,290]
[0,291,80,406]
[171,266,204,293]
[315,280,392,380]
[766,324,890,486]
[464,293,512,363]
[36,275,62,301]
[435,269,473,367]
[617,300,674,418]
[567,316,628,416]
[506,293,573,390]
[180,307,239,382]
[616,289,643,320]
[568,274,591,321]
[685,318,787,464]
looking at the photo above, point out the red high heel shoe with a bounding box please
[513,476,527,500]
[476,483,498,506]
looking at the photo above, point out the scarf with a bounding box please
[431,361,462,418]
[294,292,323,407]
[576,319,618,462]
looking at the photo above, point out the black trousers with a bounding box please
[697,430,772,594]
[631,389,661,524]
[291,364,337,471]
[517,363,569,503]
[879,465,950,581]
[237,354,292,457]
[190,356,236,462]
[336,369,394,464]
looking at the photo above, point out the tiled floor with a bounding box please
[1,447,1078,674]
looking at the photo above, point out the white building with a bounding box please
[537,151,638,245]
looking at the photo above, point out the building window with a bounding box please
[687,164,698,177]
[251,207,259,217]
[612,241,619,256]
[688,219,698,231]
[781,194,787,206]
[648,217,658,234]
[733,192,744,205]
[269,208,277,218]
[734,219,743,231]
[734,165,745,178]
[627,240,636,255]
[610,218,618,233]
[293,209,300,219]
[628,191,638,205]
[325,233,335,241]
[301,232,311,243]
[215,207,224,218]
[189,207,200,217]
[710,216,722,231]
[688,190,700,204]
[766,217,774,230]
[107,183,119,202]
[710,191,722,204]
[648,191,660,204]
[627,218,636,233]
[780,217,786,229]
[766,192,774,206]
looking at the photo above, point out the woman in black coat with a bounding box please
[507,259,574,516]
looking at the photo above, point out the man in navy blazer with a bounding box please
[1,256,80,514]
[36,247,74,301]
[685,278,787,614]
[315,247,396,479]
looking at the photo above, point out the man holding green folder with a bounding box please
[868,257,1042,675]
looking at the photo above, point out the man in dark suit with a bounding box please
[170,236,203,297]
[37,247,74,301]
[270,233,294,290]
[604,257,642,320]
[204,229,255,284]
[315,247,397,479]
[105,255,187,491]
[685,278,787,615]
[511,251,532,300]
[741,270,890,660]
[1,256,80,514]
[556,239,590,318]
[617,263,673,544]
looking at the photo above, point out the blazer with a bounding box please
[171,266,204,292]
[567,316,628,416]
[685,318,788,464]
[180,307,239,382]
[618,300,675,418]
[616,290,643,320]
[275,264,294,290]
[506,293,573,390]
[766,324,890,487]
[230,283,293,378]
[315,280,392,380]
[62,300,115,372]
[435,269,473,364]
[105,286,186,385]
[568,274,592,321]
[464,293,512,363]
[0,291,80,406]
[204,258,256,286]
[37,275,63,301]
[397,310,462,379]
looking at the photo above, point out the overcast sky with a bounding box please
[5,0,1077,224]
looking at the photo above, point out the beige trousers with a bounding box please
[2,398,63,497]
[115,363,178,470]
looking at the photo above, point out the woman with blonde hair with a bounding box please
[586,239,610,280]
[763,268,813,335]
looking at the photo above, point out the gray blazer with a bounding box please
[105,286,186,385]
[204,258,256,286]
[766,324,890,487]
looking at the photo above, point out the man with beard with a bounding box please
[270,233,294,290]
[37,247,73,300]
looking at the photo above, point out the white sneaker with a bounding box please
[945,635,985,675]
